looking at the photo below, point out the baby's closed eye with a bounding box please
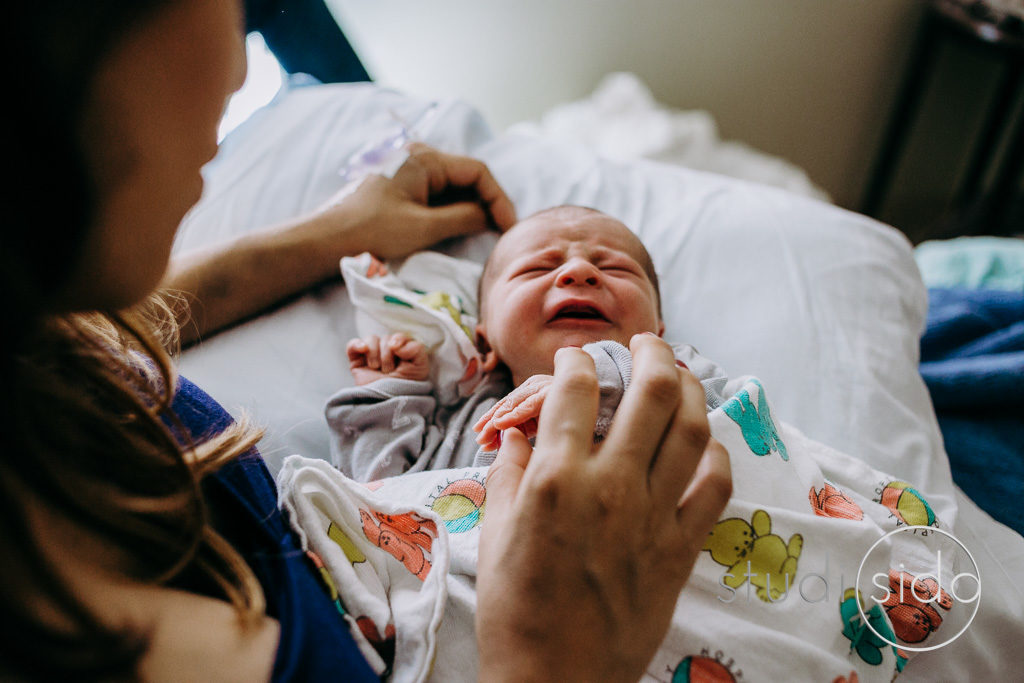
[598,260,642,275]
[512,262,556,277]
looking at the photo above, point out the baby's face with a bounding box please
[477,207,663,385]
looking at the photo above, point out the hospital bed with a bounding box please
[173,82,1024,680]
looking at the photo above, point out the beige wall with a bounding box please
[328,0,993,220]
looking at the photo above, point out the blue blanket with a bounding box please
[920,288,1024,536]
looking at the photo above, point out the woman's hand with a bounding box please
[166,144,515,345]
[476,334,732,683]
[314,142,517,262]
[473,374,553,451]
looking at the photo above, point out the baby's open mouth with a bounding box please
[549,303,610,323]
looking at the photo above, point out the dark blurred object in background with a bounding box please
[862,0,1024,243]
[244,0,370,83]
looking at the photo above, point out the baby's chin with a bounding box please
[510,329,650,382]
[550,328,639,350]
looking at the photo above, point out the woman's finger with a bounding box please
[406,143,517,229]
[531,347,599,466]
[424,202,491,242]
[481,427,532,540]
[647,369,713,508]
[597,334,681,472]
[391,153,430,204]
[675,439,732,547]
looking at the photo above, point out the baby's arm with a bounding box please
[328,333,437,480]
[347,333,430,385]
[325,375,439,481]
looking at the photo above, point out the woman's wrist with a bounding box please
[263,203,364,285]
[165,208,360,343]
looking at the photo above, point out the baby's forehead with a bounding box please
[495,209,643,263]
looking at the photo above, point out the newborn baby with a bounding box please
[329,205,725,479]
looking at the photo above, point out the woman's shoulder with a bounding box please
[133,585,279,682]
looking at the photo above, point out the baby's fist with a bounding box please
[347,333,430,385]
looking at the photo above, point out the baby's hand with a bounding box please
[473,374,553,451]
[347,333,430,385]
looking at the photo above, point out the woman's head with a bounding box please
[72,0,247,310]
[2,2,255,678]
[8,0,245,324]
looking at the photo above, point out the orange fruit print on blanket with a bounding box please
[809,483,864,521]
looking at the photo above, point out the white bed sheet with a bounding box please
[175,82,1024,680]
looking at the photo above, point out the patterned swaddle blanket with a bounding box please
[280,375,962,682]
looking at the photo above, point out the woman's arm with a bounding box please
[163,144,516,345]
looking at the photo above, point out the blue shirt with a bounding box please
[169,376,378,682]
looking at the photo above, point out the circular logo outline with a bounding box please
[855,525,981,653]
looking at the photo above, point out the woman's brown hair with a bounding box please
[1,299,265,679]
[2,1,266,678]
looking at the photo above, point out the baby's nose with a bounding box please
[556,260,601,287]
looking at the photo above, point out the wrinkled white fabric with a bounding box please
[341,251,485,405]
[283,372,961,682]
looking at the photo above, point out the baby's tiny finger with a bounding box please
[346,339,367,361]
[394,339,425,360]
[476,403,507,434]
[472,415,489,434]
[389,333,414,354]
[490,396,521,424]
[493,393,544,429]
[516,393,545,418]
[365,335,381,369]
[476,421,498,446]
[492,406,530,429]
[475,400,506,433]
[380,338,396,374]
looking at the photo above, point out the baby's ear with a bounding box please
[475,323,500,373]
